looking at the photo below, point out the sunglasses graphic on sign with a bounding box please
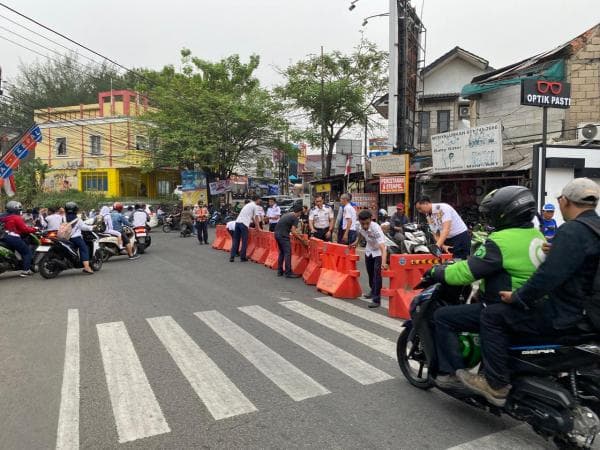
[537,80,563,95]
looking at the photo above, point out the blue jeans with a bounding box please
[337,229,356,244]
[70,236,89,262]
[230,223,249,259]
[1,235,32,271]
[275,235,292,275]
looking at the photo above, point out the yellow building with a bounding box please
[34,90,179,198]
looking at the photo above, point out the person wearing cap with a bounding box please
[390,203,409,240]
[458,178,600,405]
[274,204,306,278]
[540,203,558,240]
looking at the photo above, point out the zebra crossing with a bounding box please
[55,297,403,447]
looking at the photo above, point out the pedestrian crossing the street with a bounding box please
[55,298,403,447]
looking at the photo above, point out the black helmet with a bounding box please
[134,203,143,210]
[479,186,536,231]
[6,200,22,214]
[65,202,79,214]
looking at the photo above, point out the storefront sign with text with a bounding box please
[380,176,405,194]
[520,79,571,109]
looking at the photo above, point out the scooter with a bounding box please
[162,214,181,233]
[33,230,57,272]
[134,225,151,253]
[208,211,222,228]
[398,223,434,254]
[397,276,600,449]
[0,233,40,275]
[38,230,103,278]
[98,226,137,261]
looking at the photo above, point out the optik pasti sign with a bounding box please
[520,79,571,109]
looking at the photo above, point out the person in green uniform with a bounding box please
[429,186,545,393]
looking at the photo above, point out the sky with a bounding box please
[0,0,598,90]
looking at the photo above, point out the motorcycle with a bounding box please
[162,214,181,233]
[397,276,600,449]
[0,232,41,275]
[208,211,222,228]
[98,226,137,261]
[33,230,57,272]
[396,223,436,254]
[38,230,103,278]
[134,225,151,253]
[180,222,193,238]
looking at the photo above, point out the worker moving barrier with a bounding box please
[381,253,452,319]
[250,230,269,264]
[303,238,326,285]
[316,242,362,299]
[212,225,227,250]
[264,232,279,270]
[291,234,309,275]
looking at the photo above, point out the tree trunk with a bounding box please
[323,138,335,178]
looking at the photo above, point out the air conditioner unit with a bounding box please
[578,122,600,142]
[459,106,470,119]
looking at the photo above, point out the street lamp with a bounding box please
[362,13,390,27]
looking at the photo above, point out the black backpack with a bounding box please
[575,215,600,330]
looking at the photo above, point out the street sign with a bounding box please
[370,154,407,175]
[380,176,405,194]
[336,139,362,155]
[521,79,571,109]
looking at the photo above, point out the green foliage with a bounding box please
[277,39,388,177]
[12,157,49,207]
[137,51,287,179]
[27,190,107,212]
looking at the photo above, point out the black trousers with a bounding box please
[196,221,208,243]
[269,223,277,233]
[365,254,382,302]
[275,235,292,275]
[312,227,330,241]
[446,230,471,259]
[434,303,483,375]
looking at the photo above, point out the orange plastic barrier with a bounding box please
[316,243,362,299]
[291,234,309,275]
[250,230,268,264]
[212,225,227,250]
[222,227,232,252]
[303,238,327,285]
[382,253,452,319]
[246,227,258,258]
[264,232,279,270]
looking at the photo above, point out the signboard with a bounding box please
[520,79,571,109]
[380,176,406,194]
[315,183,331,193]
[351,193,378,208]
[182,190,208,207]
[431,122,503,173]
[368,137,392,157]
[370,154,407,175]
[209,180,231,195]
[336,139,362,155]
[180,171,207,191]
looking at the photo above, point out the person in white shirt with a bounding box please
[226,220,236,238]
[336,193,357,244]
[265,198,281,233]
[309,195,334,241]
[132,204,149,227]
[351,209,388,308]
[415,196,470,259]
[230,195,263,262]
[44,207,64,231]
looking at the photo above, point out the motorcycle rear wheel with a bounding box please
[91,251,103,272]
[138,243,146,254]
[39,254,61,279]
[162,224,172,233]
[397,328,434,390]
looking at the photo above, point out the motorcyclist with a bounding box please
[110,202,138,260]
[132,203,148,228]
[429,186,544,396]
[390,203,408,240]
[0,200,37,277]
[64,202,95,275]
[457,178,600,406]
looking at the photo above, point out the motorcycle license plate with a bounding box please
[36,246,51,253]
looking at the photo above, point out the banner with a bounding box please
[0,125,43,196]
[182,190,208,207]
[209,180,231,195]
[380,176,405,194]
[180,171,207,191]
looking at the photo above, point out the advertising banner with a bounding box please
[209,180,231,195]
[379,176,405,194]
[180,171,207,191]
[370,154,407,175]
[182,190,208,207]
[314,183,331,193]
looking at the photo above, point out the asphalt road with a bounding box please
[0,230,556,449]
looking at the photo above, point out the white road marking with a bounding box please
[56,309,80,450]
[147,316,257,420]
[447,425,552,449]
[96,322,170,443]
[359,296,389,309]
[314,297,404,332]
[196,311,330,401]
[279,301,396,358]
[239,305,393,385]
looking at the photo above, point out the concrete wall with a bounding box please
[424,57,488,95]
[565,27,600,139]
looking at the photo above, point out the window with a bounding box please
[418,111,430,144]
[135,135,148,150]
[81,172,108,192]
[55,137,67,156]
[157,180,171,196]
[90,135,102,155]
[437,110,451,134]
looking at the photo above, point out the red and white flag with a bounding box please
[345,155,352,176]
[0,174,16,197]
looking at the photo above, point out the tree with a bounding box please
[12,157,49,207]
[0,53,130,132]
[277,39,388,178]
[137,50,287,180]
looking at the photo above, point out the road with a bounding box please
[0,230,555,449]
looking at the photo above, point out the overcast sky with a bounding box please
[0,0,598,89]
